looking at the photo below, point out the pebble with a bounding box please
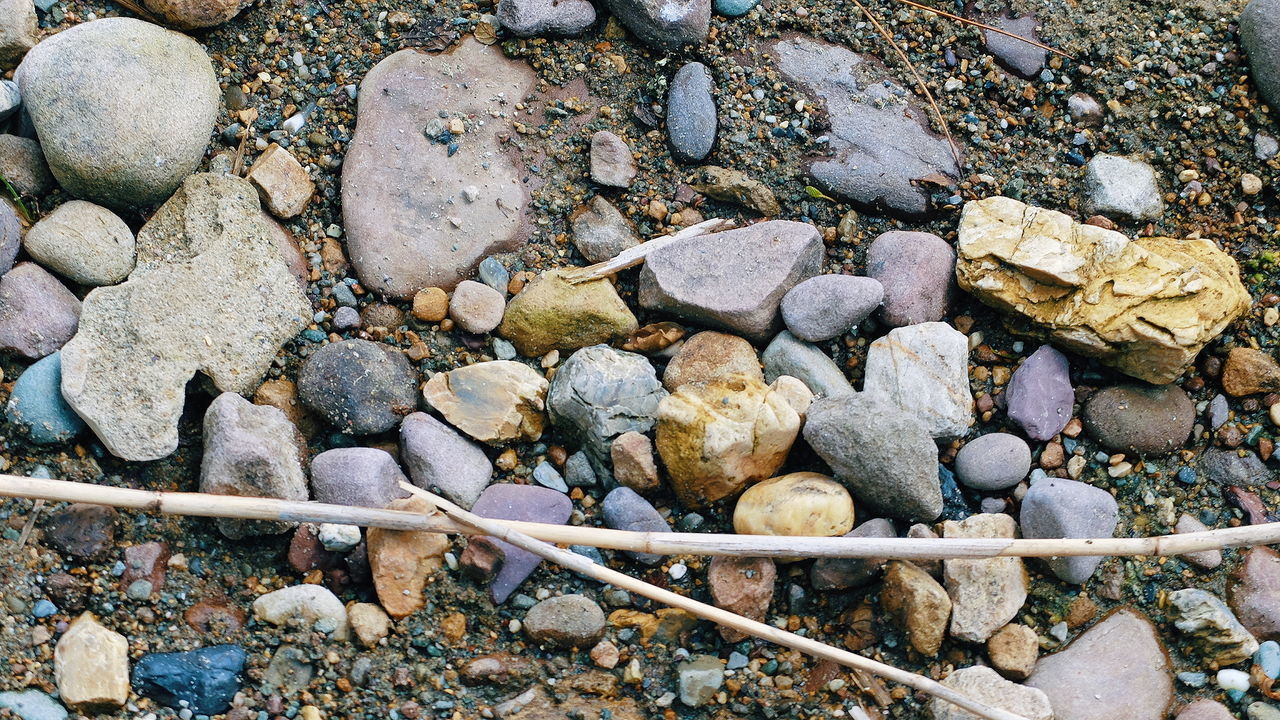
[54,613,129,712]
[1250,703,1280,720]
[1229,547,1280,641]
[44,503,116,559]
[570,196,640,264]
[589,130,636,187]
[1083,383,1194,455]
[1242,0,1280,113]
[666,62,717,163]
[663,331,761,391]
[1200,447,1270,486]
[954,433,1031,491]
[1175,513,1223,570]
[865,231,956,327]
[1006,345,1073,441]
[496,0,595,35]
[331,305,360,330]
[943,514,1027,643]
[1067,92,1105,127]
[1177,700,1235,720]
[987,623,1039,680]
[863,322,974,438]
[982,11,1046,78]
[531,460,567,492]
[130,645,246,715]
[465,484,573,603]
[1083,154,1165,222]
[1019,477,1118,583]
[0,262,80,360]
[0,198,20,275]
[139,0,246,29]
[564,451,597,487]
[810,518,895,590]
[299,339,418,435]
[1168,588,1260,665]
[412,287,449,322]
[779,274,882,342]
[478,257,509,296]
[761,330,853,398]
[602,487,670,564]
[523,594,606,648]
[496,268,638,357]
[1258,132,1280,161]
[1243,173,1265,196]
[713,0,757,15]
[366,497,450,618]
[1218,668,1252,692]
[882,560,951,656]
[732,472,854,539]
[245,142,314,219]
[677,655,723,707]
[449,280,506,334]
[5,352,86,444]
[15,18,219,208]
[253,584,350,640]
[0,690,68,720]
[610,431,660,495]
[317,523,361,552]
[0,134,55,196]
[347,602,391,648]
[400,412,493,509]
[931,666,1052,720]
[423,360,549,444]
[310,447,409,508]
[707,556,775,642]
[689,165,780,215]
[591,640,620,669]
[1258,640,1280,678]
[601,0,709,51]
[1222,347,1280,396]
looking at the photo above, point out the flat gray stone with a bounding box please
[309,447,410,509]
[780,274,882,342]
[298,339,419,435]
[982,12,1046,78]
[23,200,135,286]
[601,0,709,50]
[589,131,636,187]
[496,0,595,36]
[570,196,640,264]
[400,411,493,510]
[1083,154,1165,222]
[1019,477,1118,584]
[863,322,974,439]
[667,62,716,163]
[761,330,852,398]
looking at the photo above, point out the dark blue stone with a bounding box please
[131,645,246,715]
[938,464,971,521]
[1177,467,1198,485]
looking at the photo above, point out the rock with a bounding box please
[448,280,506,334]
[1223,347,1280,396]
[589,131,636,187]
[467,484,573,603]
[601,487,670,564]
[708,556,775,642]
[130,645,246,715]
[982,12,1046,78]
[863,322,974,439]
[23,201,135,286]
[865,231,956,327]
[524,595,606,648]
[954,433,1031,491]
[497,269,638,357]
[310,448,410,509]
[245,143,314,219]
[0,262,80,360]
[1006,345,1073,442]
[987,623,1039,680]
[930,666,1052,720]
[1177,701,1235,720]
[342,41,535,297]
[610,432,660,495]
[1242,0,1280,113]
[347,603,391,648]
[532,460,567,492]
[666,62,717,163]
[367,497,451,619]
[677,655,723,707]
[761,331,852,398]
[732,472,854,539]
[1083,154,1165,222]
[0,0,37,68]
[810,518,895,590]
[59,174,309,460]
[497,0,595,36]
[770,36,959,219]
[1083,383,1194,455]
[547,344,667,473]
[639,220,821,342]
[5,352,86,444]
[1026,609,1174,720]
[803,392,942,521]
[713,0,756,15]
[44,507,113,566]
[1201,447,1270,486]
[942,514,1027,643]
[1168,588,1260,666]
[0,690,67,720]
[1230,547,1280,642]
[0,134,54,196]
[298,339,418,435]
[1068,92,1105,127]
[779,275,882,342]
[253,584,350,640]
[0,80,18,123]
[688,165,780,216]
[0,198,21,275]
[663,331,761,391]
[570,196,640,264]
[601,0,709,51]
[956,196,1249,384]
[1019,477,1117,584]
[199,393,307,539]
[1176,514,1223,570]
[400,411,493,510]
[261,645,312,695]
[656,375,800,508]
[1252,703,1280,720]
[15,18,218,208]
[423,360,548,443]
[317,523,361,552]
[54,614,129,713]
[882,560,951,656]
[413,287,449,322]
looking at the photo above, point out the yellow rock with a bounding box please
[367,497,450,619]
[732,472,854,539]
[956,196,1249,384]
[54,613,129,712]
[496,268,639,357]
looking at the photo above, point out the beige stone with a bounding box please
[732,472,854,540]
[413,287,449,323]
[253,584,350,640]
[930,666,1052,720]
[246,143,314,219]
[987,623,1039,680]
[367,497,451,619]
[347,602,392,647]
[662,331,762,391]
[655,375,800,508]
[943,513,1028,643]
[611,431,660,495]
[54,613,129,712]
[422,360,548,443]
[881,560,951,656]
[769,375,814,418]
[956,196,1250,384]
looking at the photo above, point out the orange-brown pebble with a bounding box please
[412,287,448,323]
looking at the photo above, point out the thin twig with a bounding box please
[891,0,1075,60]
[560,218,735,284]
[397,483,1033,720]
[16,499,43,549]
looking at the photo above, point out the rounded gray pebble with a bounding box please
[780,274,883,342]
[954,433,1032,491]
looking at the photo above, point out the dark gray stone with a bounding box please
[570,196,640,264]
[309,447,410,509]
[1243,0,1280,113]
[601,0,709,50]
[298,339,418,435]
[0,134,53,196]
[131,645,246,715]
[865,231,955,328]
[780,274,883,342]
[982,12,1045,78]
[1201,447,1270,487]
[1006,345,1073,442]
[602,486,670,565]
[496,0,595,36]
[400,411,493,509]
[1083,383,1194,455]
[667,62,716,163]
[523,594,606,648]
[1019,477,1118,584]
[811,518,896,590]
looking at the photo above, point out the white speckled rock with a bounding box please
[253,584,350,640]
[863,322,974,439]
[1082,153,1165,222]
[929,666,1051,720]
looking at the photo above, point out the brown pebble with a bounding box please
[412,288,448,323]
[1039,442,1065,469]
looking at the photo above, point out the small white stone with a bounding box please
[1218,668,1252,691]
[669,563,688,580]
[317,523,361,552]
[462,185,480,202]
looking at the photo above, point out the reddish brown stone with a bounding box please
[459,653,543,687]
[287,524,340,572]
[460,536,506,583]
[43,504,116,560]
[707,556,776,642]
[184,601,247,634]
[121,542,170,592]
[1229,546,1280,642]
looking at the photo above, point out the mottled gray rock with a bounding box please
[1006,345,1073,442]
[0,134,54,196]
[779,274,882,342]
[15,18,219,208]
[982,12,1046,78]
[811,518,896,590]
[448,280,505,334]
[930,666,1052,720]
[0,0,37,68]
[1083,154,1165,222]
[954,433,1031,491]
[298,339,418,435]
[496,0,595,36]
[1208,393,1230,430]
[570,196,639,264]
[602,487,670,564]
[200,393,307,539]
[667,62,716,163]
[310,448,410,509]
[677,655,723,707]
[400,411,492,510]
[342,41,535,297]
[761,330,852,398]
[0,690,67,720]
[589,131,636,187]
[770,36,959,219]
[1258,132,1280,161]
[863,322,974,439]
[1067,92,1104,127]
[1201,447,1271,487]
[564,450,597,487]
[1084,383,1194,455]
[639,221,822,342]
[1019,477,1118,584]
[865,230,956,327]
[59,174,309,461]
[1243,0,1280,113]
[524,594,606,648]
[1168,588,1259,666]
[0,80,19,122]
[23,201,135,286]
[0,262,79,359]
[803,392,942,521]
[601,0,709,50]
[1175,513,1223,570]
[547,345,667,476]
[0,198,18,275]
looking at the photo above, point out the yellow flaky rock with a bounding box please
[422,360,548,444]
[956,196,1249,384]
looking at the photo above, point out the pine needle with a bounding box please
[891,0,1076,61]
[0,174,32,225]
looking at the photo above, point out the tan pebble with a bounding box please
[732,472,853,539]
[987,623,1039,680]
[1270,402,1280,427]
[590,639,620,669]
[300,706,322,720]
[1265,307,1279,327]
[412,287,449,322]
[54,613,130,712]
[1242,173,1264,196]
[347,602,391,648]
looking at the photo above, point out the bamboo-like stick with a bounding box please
[560,217,736,284]
[397,483,1033,720]
[2,474,1280,560]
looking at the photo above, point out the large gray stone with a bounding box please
[863,322,974,439]
[59,174,310,461]
[667,62,716,164]
[298,339,419,435]
[1019,477,1118,584]
[601,0,709,50]
[761,330,852,398]
[1243,0,1280,115]
[400,411,493,510]
[0,0,37,68]
[15,18,219,208]
[639,220,822,342]
[779,274,882,342]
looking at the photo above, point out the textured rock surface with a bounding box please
[423,360,548,443]
[367,497,450,619]
[1222,347,1280,396]
[1020,477,1118,584]
[761,330,852,398]
[1242,0,1280,113]
[770,36,960,219]
[142,0,248,29]
[496,0,596,36]
[54,613,129,712]
[0,198,21,275]
[982,12,1046,78]
[497,269,638,357]
[342,41,535,297]
[930,666,1052,720]
[601,0,709,50]
[401,412,492,509]
[689,165,780,215]
[1006,345,1073,441]
[252,584,350,640]
[863,322,974,438]
[1083,154,1165,222]
[523,594,606,648]
[667,62,717,163]
[0,134,54,196]
[60,174,308,461]
[732,472,854,539]
[245,142,314,219]
[0,262,80,359]
[865,231,956,327]
[956,196,1249,384]
[15,18,219,208]
[708,556,775,642]
[882,560,951,656]
[298,339,418,435]
[1083,383,1194,455]
[570,196,640,263]
[779,274,882,342]
[987,623,1039,680]
[23,200,135,286]
[663,331,761,391]
[602,487,670,564]
[309,447,409,509]
[1168,588,1259,666]
[638,220,822,342]
[0,0,37,68]
[1229,547,1280,642]
[589,130,636,187]
[943,514,1028,643]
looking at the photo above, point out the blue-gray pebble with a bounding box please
[667,62,717,163]
[5,352,85,444]
[131,645,247,715]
